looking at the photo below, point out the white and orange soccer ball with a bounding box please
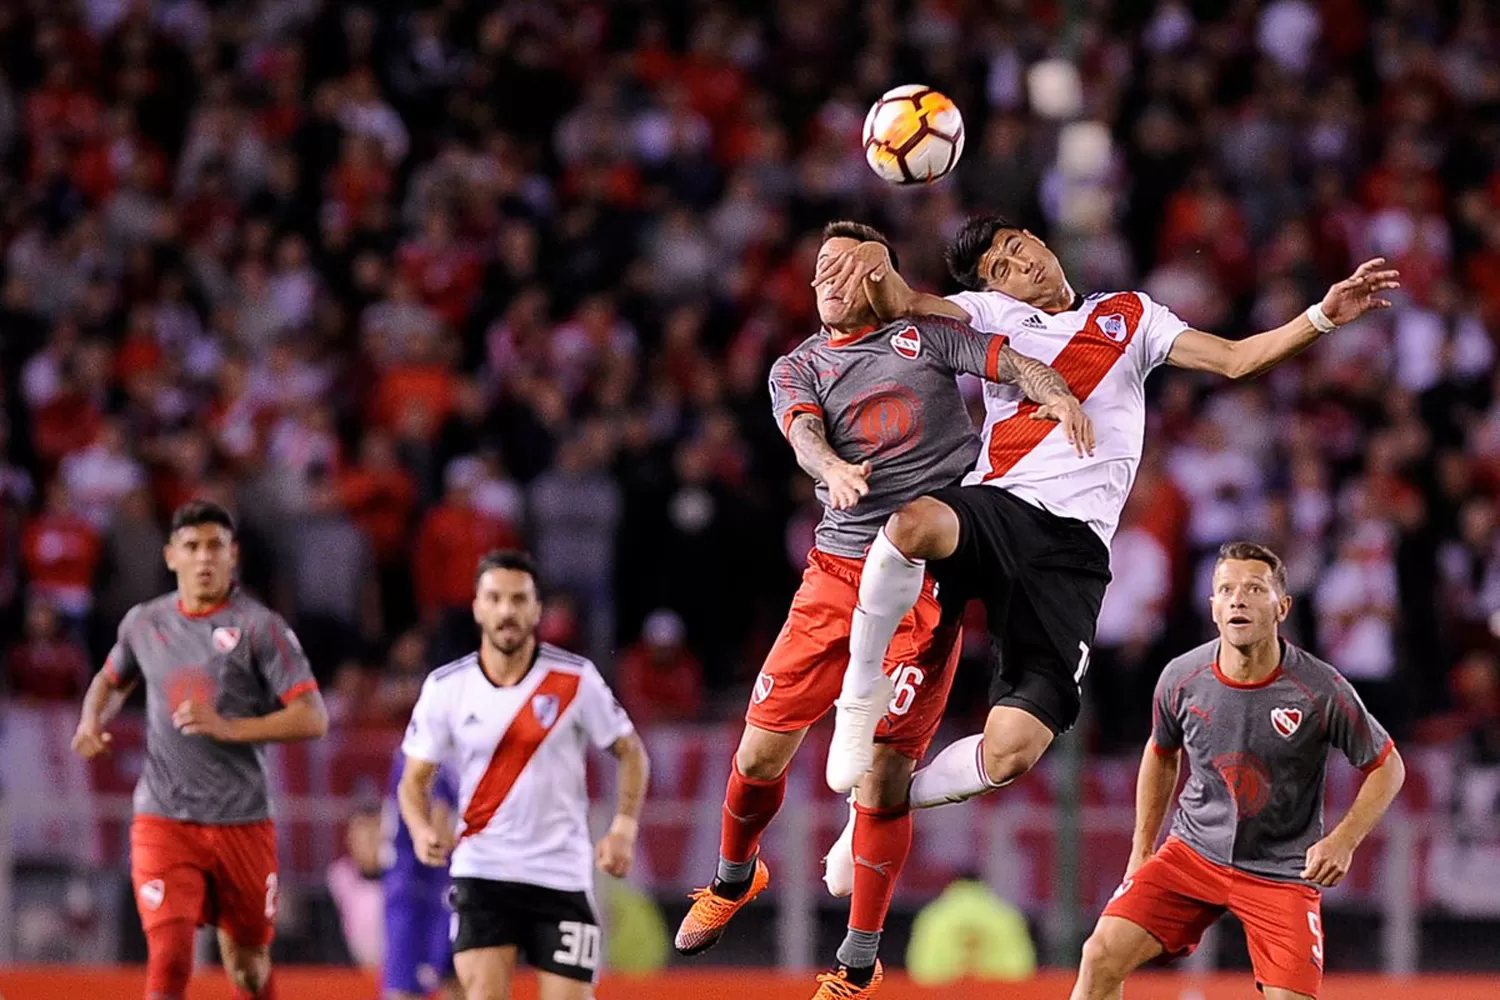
[862,85,966,185]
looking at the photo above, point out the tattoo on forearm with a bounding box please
[788,413,842,480]
[996,345,1072,404]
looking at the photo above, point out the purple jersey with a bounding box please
[382,747,457,896]
[1151,640,1394,882]
[768,316,1006,557]
[104,589,318,824]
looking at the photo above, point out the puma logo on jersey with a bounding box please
[890,325,922,359]
[138,879,165,910]
[1099,312,1129,342]
[1188,704,1213,724]
[532,693,560,729]
[212,627,241,652]
[1271,706,1303,738]
[1021,314,1047,330]
[752,671,774,704]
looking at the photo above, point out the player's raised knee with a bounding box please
[884,497,958,560]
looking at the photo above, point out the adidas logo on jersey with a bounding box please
[889,325,922,359]
[462,714,481,727]
[1021,314,1047,330]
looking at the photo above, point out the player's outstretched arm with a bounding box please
[172,689,329,742]
[1167,258,1401,379]
[812,240,971,323]
[398,755,455,867]
[786,412,871,511]
[596,731,651,877]
[71,669,136,758]
[1127,741,1181,877]
[1302,748,1405,887]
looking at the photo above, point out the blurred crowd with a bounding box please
[0,0,1499,763]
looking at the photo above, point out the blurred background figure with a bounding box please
[905,873,1037,985]
[327,805,385,972]
[616,609,704,725]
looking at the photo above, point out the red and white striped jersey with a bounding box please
[947,289,1189,545]
[401,644,634,892]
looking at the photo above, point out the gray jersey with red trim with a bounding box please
[104,589,317,824]
[1151,640,1393,881]
[767,316,1004,557]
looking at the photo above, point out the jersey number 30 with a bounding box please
[554,920,601,970]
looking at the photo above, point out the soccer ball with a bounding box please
[862,85,966,185]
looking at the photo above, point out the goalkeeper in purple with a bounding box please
[382,747,460,1000]
[1072,542,1406,1000]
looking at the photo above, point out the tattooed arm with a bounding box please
[988,343,1096,457]
[787,412,871,510]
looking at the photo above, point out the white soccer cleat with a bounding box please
[822,793,857,897]
[826,671,894,792]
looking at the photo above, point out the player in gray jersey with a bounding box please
[72,500,328,1000]
[1071,542,1406,1000]
[674,220,1090,998]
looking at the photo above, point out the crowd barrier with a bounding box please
[2,968,1498,1000]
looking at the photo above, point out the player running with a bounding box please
[71,500,329,1000]
[381,746,460,1000]
[398,550,650,1000]
[672,220,1091,999]
[814,217,1401,894]
[1071,542,1405,1000]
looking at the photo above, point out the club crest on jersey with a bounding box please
[1271,706,1303,739]
[752,671,774,704]
[139,879,165,910]
[212,627,241,652]
[1099,313,1129,342]
[532,693,560,729]
[890,325,922,359]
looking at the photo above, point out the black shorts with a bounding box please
[448,877,600,982]
[928,484,1111,734]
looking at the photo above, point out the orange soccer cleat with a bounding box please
[672,857,771,956]
[811,960,885,999]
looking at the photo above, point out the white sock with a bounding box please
[845,529,925,701]
[908,734,1006,809]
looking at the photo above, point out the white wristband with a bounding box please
[1305,303,1337,334]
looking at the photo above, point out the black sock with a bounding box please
[711,874,752,900]
[836,962,875,988]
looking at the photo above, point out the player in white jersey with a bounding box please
[398,550,650,1000]
[812,214,1400,893]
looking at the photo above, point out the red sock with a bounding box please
[719,761,787,863]
[230,972,276,1000]
[848,801,913,933]
[144,920,195,1000]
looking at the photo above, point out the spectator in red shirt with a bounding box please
[7,597,90,701]
[616,609,705,725]
[396,208,482,329]
[21,480,102,634]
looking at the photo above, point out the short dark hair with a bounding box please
[170,499,236,538]
[820,220,899,272]
[945,214,1017,290]
[475,549,539,588]
[1216,541,1288,593]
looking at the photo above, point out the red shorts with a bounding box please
[746,547,960,759]
[130,815,280,947]
[1103,836,1324,997]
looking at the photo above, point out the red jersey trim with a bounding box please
[1148,737,1180,757]
[983,334,1009,382]
[177,595,232,619]
[1212,660,1283,689]
[279,679,319,705]
[1360,738,1396,775]
[780,402,824,437]
[824,323,879,348]
[459,669,582,841]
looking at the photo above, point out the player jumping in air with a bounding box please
[398,550,650,1000]
[72,500,329,1000]
[381,746,461,1000]
[1071,542,1405,1000]
[673,220,1091,999]
[813,218,1401,897]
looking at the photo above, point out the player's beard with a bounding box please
[485,621,533,657]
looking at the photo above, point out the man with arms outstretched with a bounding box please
[814,218,1400,896]
[673,220,1091,999]
[72,500,329,1000]
[1072,542,1404,1000]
